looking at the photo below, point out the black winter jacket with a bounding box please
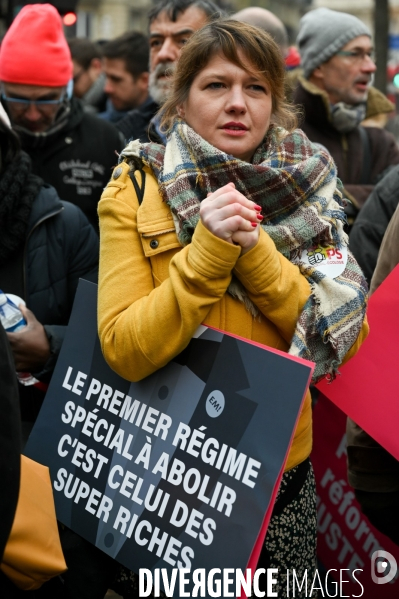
[19,98,124,229]
[116,96,159,143]
[0,324,21,559]
[0,183,99,422]
[25,184,99,360]
[349,166,399,284]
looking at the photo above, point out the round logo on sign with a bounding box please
[299,244,348,278]
[206,390,225,418]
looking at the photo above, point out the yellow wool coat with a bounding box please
[98,161,368,472]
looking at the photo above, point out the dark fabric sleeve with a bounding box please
[37,324,67,379]
[111,124,125,152]
[0,324,21,560]
[347,185,399,497]
[370,204,399,293]
[117,111,149,143]
[116,99,159,143]
[349,166,399,284]
[377,128,399,170]
[37,204,99,379]
[61,202,99,309]
[345,128,399,211]
[344,183,374,210]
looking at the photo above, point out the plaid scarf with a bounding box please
[121,120,367,382]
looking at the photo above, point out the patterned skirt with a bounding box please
[253,458,317,598]
[111,458,317,599]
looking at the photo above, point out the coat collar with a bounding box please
[28,184,63,231]
[294,76,335,132]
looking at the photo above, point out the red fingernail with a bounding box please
[251,222,257,227]
[254,204,262,211]
[257,214,263,220]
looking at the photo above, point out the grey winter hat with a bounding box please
[297,8,371,79]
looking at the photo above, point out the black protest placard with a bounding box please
[25,279,313,594]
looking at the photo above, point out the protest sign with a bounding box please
[312,396,399,598]
[317,264,399,460]
[25,279,313,596]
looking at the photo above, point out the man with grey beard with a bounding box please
[116,0,221,143]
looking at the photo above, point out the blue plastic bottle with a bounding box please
[0,290,27,332]
[0,291,38,386]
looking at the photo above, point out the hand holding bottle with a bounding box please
[7,304,51,372]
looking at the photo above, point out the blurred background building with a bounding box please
[0,0,397,43]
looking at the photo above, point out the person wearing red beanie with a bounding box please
[0,4,72,87]
[0,3,72,134]
[0,6,122,598]
[0,3,123,230]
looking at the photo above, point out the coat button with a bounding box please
[150,239,159,249]
[65,137,73,144]
[113,167,123,179]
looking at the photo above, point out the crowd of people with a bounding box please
[0,1,398,598]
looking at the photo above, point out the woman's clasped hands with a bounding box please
[200,182,263,254]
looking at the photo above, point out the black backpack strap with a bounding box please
[128,167,146,206]
[359,126,371,185]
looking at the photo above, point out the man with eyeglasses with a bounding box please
[0,4,123,230]
[294,8,399,226]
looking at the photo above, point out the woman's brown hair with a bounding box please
[161,19,298,133]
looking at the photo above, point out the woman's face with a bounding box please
[178,50,272,162]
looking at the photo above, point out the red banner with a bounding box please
[317,264,399,460]
[312,396,399,597]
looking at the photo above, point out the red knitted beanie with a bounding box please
[0,4,72,87]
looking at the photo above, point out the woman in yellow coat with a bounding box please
[98,20,368,596]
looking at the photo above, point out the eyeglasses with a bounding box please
[1,92,66,114]
[335,50,375,63]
